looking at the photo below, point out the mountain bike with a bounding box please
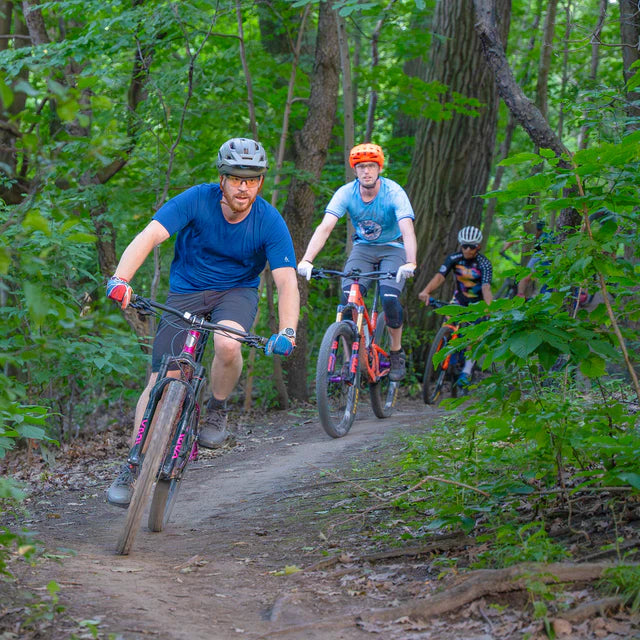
[422,299,469,405]
[310,267,400,438]
[115,295,268,556]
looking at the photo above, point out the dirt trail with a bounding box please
[13,398,437,639]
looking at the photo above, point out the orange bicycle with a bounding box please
[311,268,399,438]
[422,299,468,405]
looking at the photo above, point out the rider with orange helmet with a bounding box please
[297,143,418,381]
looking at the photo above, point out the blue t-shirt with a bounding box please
[153,184,296,293]
[325,177,415,247]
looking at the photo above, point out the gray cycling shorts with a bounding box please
[342,243,406,295]
[151,288,258,371]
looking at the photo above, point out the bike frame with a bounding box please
[436,320,462,375]
[125,296,266,480]
[128,328,209,479]
[333,272,390,384]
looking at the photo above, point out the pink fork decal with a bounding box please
[134,418,148,445]
[172,433,186,459]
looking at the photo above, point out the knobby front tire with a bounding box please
[369,314,398,419]
[115,381,186,555]
[422,325,454,405]
[148,478,180,533]
[316,321,360,438]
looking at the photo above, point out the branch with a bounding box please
[472,0,570,161]
[358,561,636,624]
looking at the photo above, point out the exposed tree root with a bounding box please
[302,533,471,572]
[357,561,633,624]
[259,561,636,637]
[558,596,626,623]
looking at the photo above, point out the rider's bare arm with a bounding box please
[418,273,445,302]
[398,218,417,265]
[272,266,300,332]
[114,220,170,282]
[482,282,493,305]
[300,213,339,264]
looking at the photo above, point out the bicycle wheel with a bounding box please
[316,321,360,438]
[148,478,180,532]
[422,325,454,405]
[369,314,398,418]
[116,382,186,555]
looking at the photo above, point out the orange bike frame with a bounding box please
[439,321,461,373]
[335,281,389,384]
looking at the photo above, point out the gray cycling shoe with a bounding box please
[106,462,136,508]
[389,349,406,382]
[198,399,235,449]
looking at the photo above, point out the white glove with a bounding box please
[396,262,416,283]
[297,260,313,281]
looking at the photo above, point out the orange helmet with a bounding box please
[349,143,385,169]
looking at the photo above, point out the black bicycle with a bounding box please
[115,295,267,555]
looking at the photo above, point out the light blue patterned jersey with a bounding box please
[325,177,415,247]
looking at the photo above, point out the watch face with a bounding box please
[283,328,296,338]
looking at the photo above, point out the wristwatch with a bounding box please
[281,328,296,340]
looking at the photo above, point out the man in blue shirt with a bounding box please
[297,143,418,381]
[105,138,299,507]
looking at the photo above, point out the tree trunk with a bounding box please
[406,0,511,328]
[577,0,608,150]
[281,1,340,403]
[620,0,640,130]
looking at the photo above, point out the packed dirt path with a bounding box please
[11,397,442,639]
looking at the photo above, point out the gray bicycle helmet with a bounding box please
[217,137,269,177]
[458,226,483,245]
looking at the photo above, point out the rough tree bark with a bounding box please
[280,1,340,403]
[619,0,640,130]
[405,0,511,327]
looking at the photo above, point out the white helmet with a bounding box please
[217,137,268,177]
[458,226,482,245]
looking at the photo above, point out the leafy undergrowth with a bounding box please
[286,411,640,639]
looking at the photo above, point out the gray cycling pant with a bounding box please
[341,244,406,329]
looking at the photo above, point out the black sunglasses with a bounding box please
[461,243,478,250]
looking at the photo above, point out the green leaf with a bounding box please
[22,282,49,329]
[616,472,640,490]
[578,354,606,378]
[0,245,10,275]
[16,424,47,440]
[66,232,97,243]
[507,332,544,358]
[22,210,51,235]
[498,152,541,167]
[0,77,13,108]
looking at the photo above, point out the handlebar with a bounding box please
[310,267,396,280]
[129,295,268,349]
[426,298,450,309]
[499,251,519,266]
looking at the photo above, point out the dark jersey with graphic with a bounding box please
[438,252,493,306]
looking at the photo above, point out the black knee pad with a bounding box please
[380,286,403,328]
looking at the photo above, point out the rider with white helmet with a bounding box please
[418,225,493,387]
